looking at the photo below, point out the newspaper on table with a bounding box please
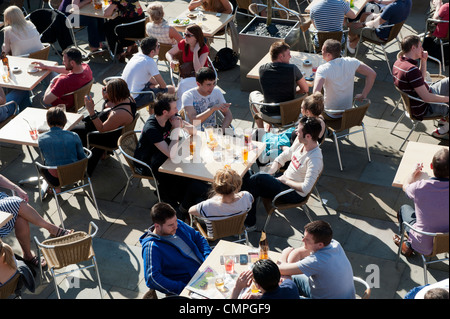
[185,266,234,299]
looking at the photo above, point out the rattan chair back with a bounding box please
[316,31,343,51]
[62,79,94,113]
[429,233,449,257]
[55,157,88,188]
[196,213,248,241]
[28,43,51,60]
[118,130,139,174]
[279,94,307,126]
[0,272,21,299]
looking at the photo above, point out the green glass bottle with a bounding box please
[350,0,354,8]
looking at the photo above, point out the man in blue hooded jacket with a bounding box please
[140,202,211,295]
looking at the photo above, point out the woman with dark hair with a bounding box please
[71,78,137,175]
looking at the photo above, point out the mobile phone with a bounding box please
[220,255,225,265]
[216,13,221,17]
[239,254,248,265]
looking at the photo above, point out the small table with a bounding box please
[180,240,281,298]
[0,211,13,228]
[171,10,234,38]
[392,141,449,188]
[305,0,369,16]
[0,56,57,91]
[70,2,118,19]
[159,133,265,183]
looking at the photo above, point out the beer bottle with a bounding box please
[1,51,10,71]
[259,231,269,260]
[350,0,354,8]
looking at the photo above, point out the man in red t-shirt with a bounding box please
[36,48,93,112]
[393,35,449,139]
[432,0,449,39]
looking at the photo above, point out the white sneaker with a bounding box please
[432,128,449,140]
[347,41,356,54]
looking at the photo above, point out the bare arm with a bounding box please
[169,27,183,43]
[103,2,117,17]
[414,84,450,103]
[296,77,309,95]
[0,175,29,202]
[355,62,377,100]
[402,163,424,192]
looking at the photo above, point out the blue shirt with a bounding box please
[260,279,300,299]
[38,127,86,166]
[377,0,412,40]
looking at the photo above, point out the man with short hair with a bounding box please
[250,41,309,129]
[36,48,93,112]
[393,148,449,257]
[122,37,175,109]
[242,117,323,231]
[181,67,232,129]
[278,220,356,299]
[314,39,376,119]
[348,0,412,53]
[393,34,449,139]
[140,202,211,295]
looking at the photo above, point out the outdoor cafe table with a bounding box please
[247,50,326,86]
[170,9,234,38]
[392,141,449,188]
[305,0,369,16]
[0,56,58,91]
[159,132,265,183]
[0,211,13,228]
[180,240,281,298]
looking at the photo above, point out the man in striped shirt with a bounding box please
[393,35,449,139]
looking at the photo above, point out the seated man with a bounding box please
[181,67,232,130]
[348,0,412,54]
[314,39,376,119]
[242,117,323,230]
[121,37,175,109]
[309,0,356,49]
[140,202,211,295]
[231,259,300,299]
[278,220,356,299]
[393,148,449,257]
[249,41,309,129]
[35,48,93,112]
[393,35,449,139]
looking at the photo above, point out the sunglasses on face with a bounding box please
[184,33,194,38]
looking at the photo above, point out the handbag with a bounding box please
[213,48,239,71]
[179,61,196,78]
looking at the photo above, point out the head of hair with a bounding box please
[105,78,130,104]
[62,47,83,65]
[252,259,281,292]
[185,25,205,57]
[150,202,177,225]
[304,220,333,246]
[4,5,27,30]
[46,106,67,127]
[299,116,322,142]
[141,37,158,55]
[270,41,290,61]
[0,239,17,271]
[400,35,421,54]
[195,67,216,84]
[211,167,242,196]
[302,91,324,117]
[154,92,177,116]
[432,148,449,178]
[322,39,341,59]
[424,288,449,299]
[147,2,164,24]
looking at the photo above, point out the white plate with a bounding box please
[27,68,39,73]
[172,18,194,26]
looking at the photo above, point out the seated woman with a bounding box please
[103,0,146,63]
[165,25,210,110]
[1,5,43,113]
[0,240,17,288]
[71,78,136,176]
[0,174,73,268]
[189,168,253,237]
[145,2,182,46]
[38,106,86,188]
[188,0,233,14]
[58,0,106,53]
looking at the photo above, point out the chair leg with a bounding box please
[92,256,104,299]
[121,177,133,204]
[113,149,130,181]
[54,193,65,229]
[399,123,417,151]
[362,123,371,163]
[51,269,62,299]
[303,205,314,223]
[390,111,406,134]
[381,45,392,75]
[440,40,445,72]
[333,132,343,171]
[87,177,102,221]
[391,97,403,115]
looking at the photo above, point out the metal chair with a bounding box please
[395,221,449,285]
[112,16,148,61]
[353,276,371,299]
[191,212,249,247]
[0,272,21,299]
[323,99,371,171]
[355,21,405,75]
[424,17,449,71]
[310,30,349,55]
[262,170,323,232]
[25,43,51,60]
[250,94,307,131]
[390,86,447,151]
[34,221,103,299]
[61,78,94,113]
[35,148,101,228]
[117,130,161,203]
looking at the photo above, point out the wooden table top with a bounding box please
[171,10,234,38]
[305,0,369,16]
[70,1,118,19]
[181,240,281,298]
[0,211,13,228]
[0,107,83,148]
[159,132,265,183]
[392,141,449,188]
[0,56,57,91]
[247,50,326,81]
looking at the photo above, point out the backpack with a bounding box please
[213,48,239,71]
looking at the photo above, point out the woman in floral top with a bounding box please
[104,0,145,62]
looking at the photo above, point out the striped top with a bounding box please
[146,20,176,45]
[310,0,350,32]
[393,56,430,120]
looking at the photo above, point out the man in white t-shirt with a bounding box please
[122,37,175,109]
[181,67,233,129]
[314,39,376,119]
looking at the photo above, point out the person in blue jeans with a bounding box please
[0,87,31,123]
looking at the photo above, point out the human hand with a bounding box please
[235,270,253,291]
[194,43,200,52]
[354,93,366,101]
[84,94,94,112]
[421,50,429,61]
[33,62,46,70]
[217,103,231,112]
[14,186,29,203]
[170,115,182,128]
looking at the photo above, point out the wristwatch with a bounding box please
[90,112,98,120]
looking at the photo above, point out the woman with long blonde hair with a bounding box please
[0,239,17,287]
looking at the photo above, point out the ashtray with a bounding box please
[303,60,312,66]
[12,66,21,73]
